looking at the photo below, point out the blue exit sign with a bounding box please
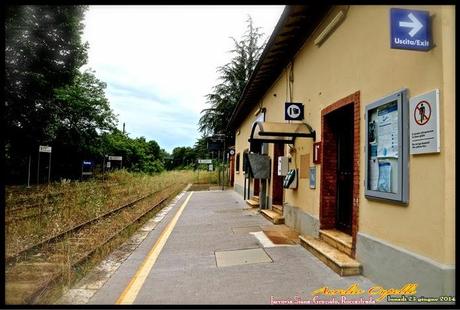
[390,8,432,51]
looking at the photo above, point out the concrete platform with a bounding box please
[62,189,378,305]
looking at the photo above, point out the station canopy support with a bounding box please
[248,121,316,151]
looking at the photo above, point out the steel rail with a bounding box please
[6,183,177,263]
[5,189,143,224]
[6,182,121,208]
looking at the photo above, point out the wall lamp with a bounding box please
[254,107,266,116]
[314,10,345,46]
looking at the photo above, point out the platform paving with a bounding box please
[64,189,382,305]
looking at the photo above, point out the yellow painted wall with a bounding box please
[440,5,455,265]
[233,5,455,265]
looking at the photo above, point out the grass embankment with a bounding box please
[5,169,218,258]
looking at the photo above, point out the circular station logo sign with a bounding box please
[287,104,301,119]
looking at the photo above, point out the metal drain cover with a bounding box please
[215,248,272,267]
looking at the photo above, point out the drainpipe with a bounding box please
[260,143,269,210]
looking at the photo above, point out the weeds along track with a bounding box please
[6,179,180,256]
[6,182,121,210]
[5,186,134,224]
[5,184,174,261]
[5,182,188,305]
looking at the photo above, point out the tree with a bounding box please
[54,70,116,136]
[49,70,117,178]
[100,131,166,174]
[193,136,211,160]
[5,5,90,182]
[5,6,88,146]
[198,16,265,145]
[170,146,197,169]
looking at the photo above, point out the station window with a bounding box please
[235,153,240,172]
[365,89,409,204]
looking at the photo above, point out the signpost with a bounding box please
[39,145,52,153]
[106,155,122,170]
[27,155,31,188]
[37,145,52,185]
[197,159,213,183]
[82,160,93,179]
[390,8,432,51]
[409,89,440,154]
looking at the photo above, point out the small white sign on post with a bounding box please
[409,89,440,154]
[208,164,213,171]
[198,159,212,164]
[39,145,52,153]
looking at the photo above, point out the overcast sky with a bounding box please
[82,5,284,153]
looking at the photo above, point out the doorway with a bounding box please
[272,143,285,206]
[333,105,354,233]
[320,92,360,256]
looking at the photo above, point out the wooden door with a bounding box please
[272,143,284,205]
[335,105,354,234]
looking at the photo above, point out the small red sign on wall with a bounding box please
[313,142,321,164]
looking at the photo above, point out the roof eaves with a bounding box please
[228,5,331,131]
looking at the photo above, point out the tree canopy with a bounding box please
[198,16,265,145]
[4,5,167,183]
[4,7,265,184]
[5,6,89,150]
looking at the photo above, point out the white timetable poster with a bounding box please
[377,101,399,158]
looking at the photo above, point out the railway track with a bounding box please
[6,184,174,262]
[5,182,189,304]
[6,182,122,213]
[5,186,170,257]
[5,187,135,224]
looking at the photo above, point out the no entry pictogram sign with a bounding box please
[409,89,440,154]
[414,100,431,125]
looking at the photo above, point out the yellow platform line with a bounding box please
[116,191,194,304]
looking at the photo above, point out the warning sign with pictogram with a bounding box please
[414,100,431,125]
[409,89,440,154]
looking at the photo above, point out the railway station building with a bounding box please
[228,5,455,296]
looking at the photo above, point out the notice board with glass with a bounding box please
[365,89,409,203]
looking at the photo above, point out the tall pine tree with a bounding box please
[198,16,265,144]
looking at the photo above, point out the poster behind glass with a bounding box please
[367,100,399,194]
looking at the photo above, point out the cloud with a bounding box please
[82,5,284,152]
